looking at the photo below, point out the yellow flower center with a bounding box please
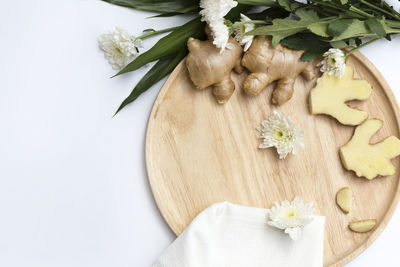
[274,130,284,139]
[114,47,123,55]
[286,211,295,217]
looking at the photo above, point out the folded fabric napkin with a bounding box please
[153,202,325,267]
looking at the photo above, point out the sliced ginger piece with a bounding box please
[309,65,372,126]
[349,219,376,233]
[336,187,350,214]
[340,119,400,180]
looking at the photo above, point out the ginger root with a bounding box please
[241,36,317,105]
[186,28,243,104]
[309,65,372,126]
[340,119,400,180]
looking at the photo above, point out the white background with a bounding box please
[0,0,399,266]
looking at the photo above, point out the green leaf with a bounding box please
[113,4,250,112]
[114,17,205,77]
[327,19,353,37]
[280,33,332,61]
[308,21,330,37]
[149,11,196,17]
[280,33,328,50]
[330,19,371,41]
[226,4,252,20]
[365,18,386,37]
[295,8,319,22]
[340,0,349,4]
[330,40,348,48]
[277,0,303,12]
[114,4,248,77]
[246,7,290,21]
[115,50,186,115]
[248,19,312,46]
[101,0,199,14]
[300,50,323,61]
[348,38,356,46]
[248,6,320,46]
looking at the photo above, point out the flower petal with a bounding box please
[285,227,302,240]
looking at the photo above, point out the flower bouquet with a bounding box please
[99,0,400,114]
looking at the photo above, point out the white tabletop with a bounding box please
[0,0,399,266]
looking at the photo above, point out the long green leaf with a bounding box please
[101,0,199,14]
[236,0,277,6]
[114,17,205,77]
[246,7,290,21]
[115,50,186,114]
[112,4,250,113]
[149,8,199,18]
[114,4,249,77]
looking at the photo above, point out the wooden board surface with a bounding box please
[145,52,400,266]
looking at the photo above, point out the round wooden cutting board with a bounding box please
[145,52,400,266]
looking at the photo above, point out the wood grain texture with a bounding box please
[145,52,400,267]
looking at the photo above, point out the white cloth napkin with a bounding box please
[153,202,325,267]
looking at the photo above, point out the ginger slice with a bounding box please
[336,187,350,214]
[349,219,376,233]
[309,65,372,126]
[340,119,400,180]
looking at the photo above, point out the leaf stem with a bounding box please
[136,26,180,40]
[345,38,379,57]
[359,0,400,19]
[383,1,400,17]
[348,6,374,18]
[320,16,338,21]
[386,20,400,28]
[386,28,400,34]
[237,0,277,7]
[232,20,268,28]
[309,0,365,19]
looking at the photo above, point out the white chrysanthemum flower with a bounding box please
[200,0,238,22]
[234,14,255,51]
[267,197,315,240]
[98,27,143,70]
[317,48,346,78]
[257,110,305,159]
[199,0,238,51]
[209,20,233,51]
